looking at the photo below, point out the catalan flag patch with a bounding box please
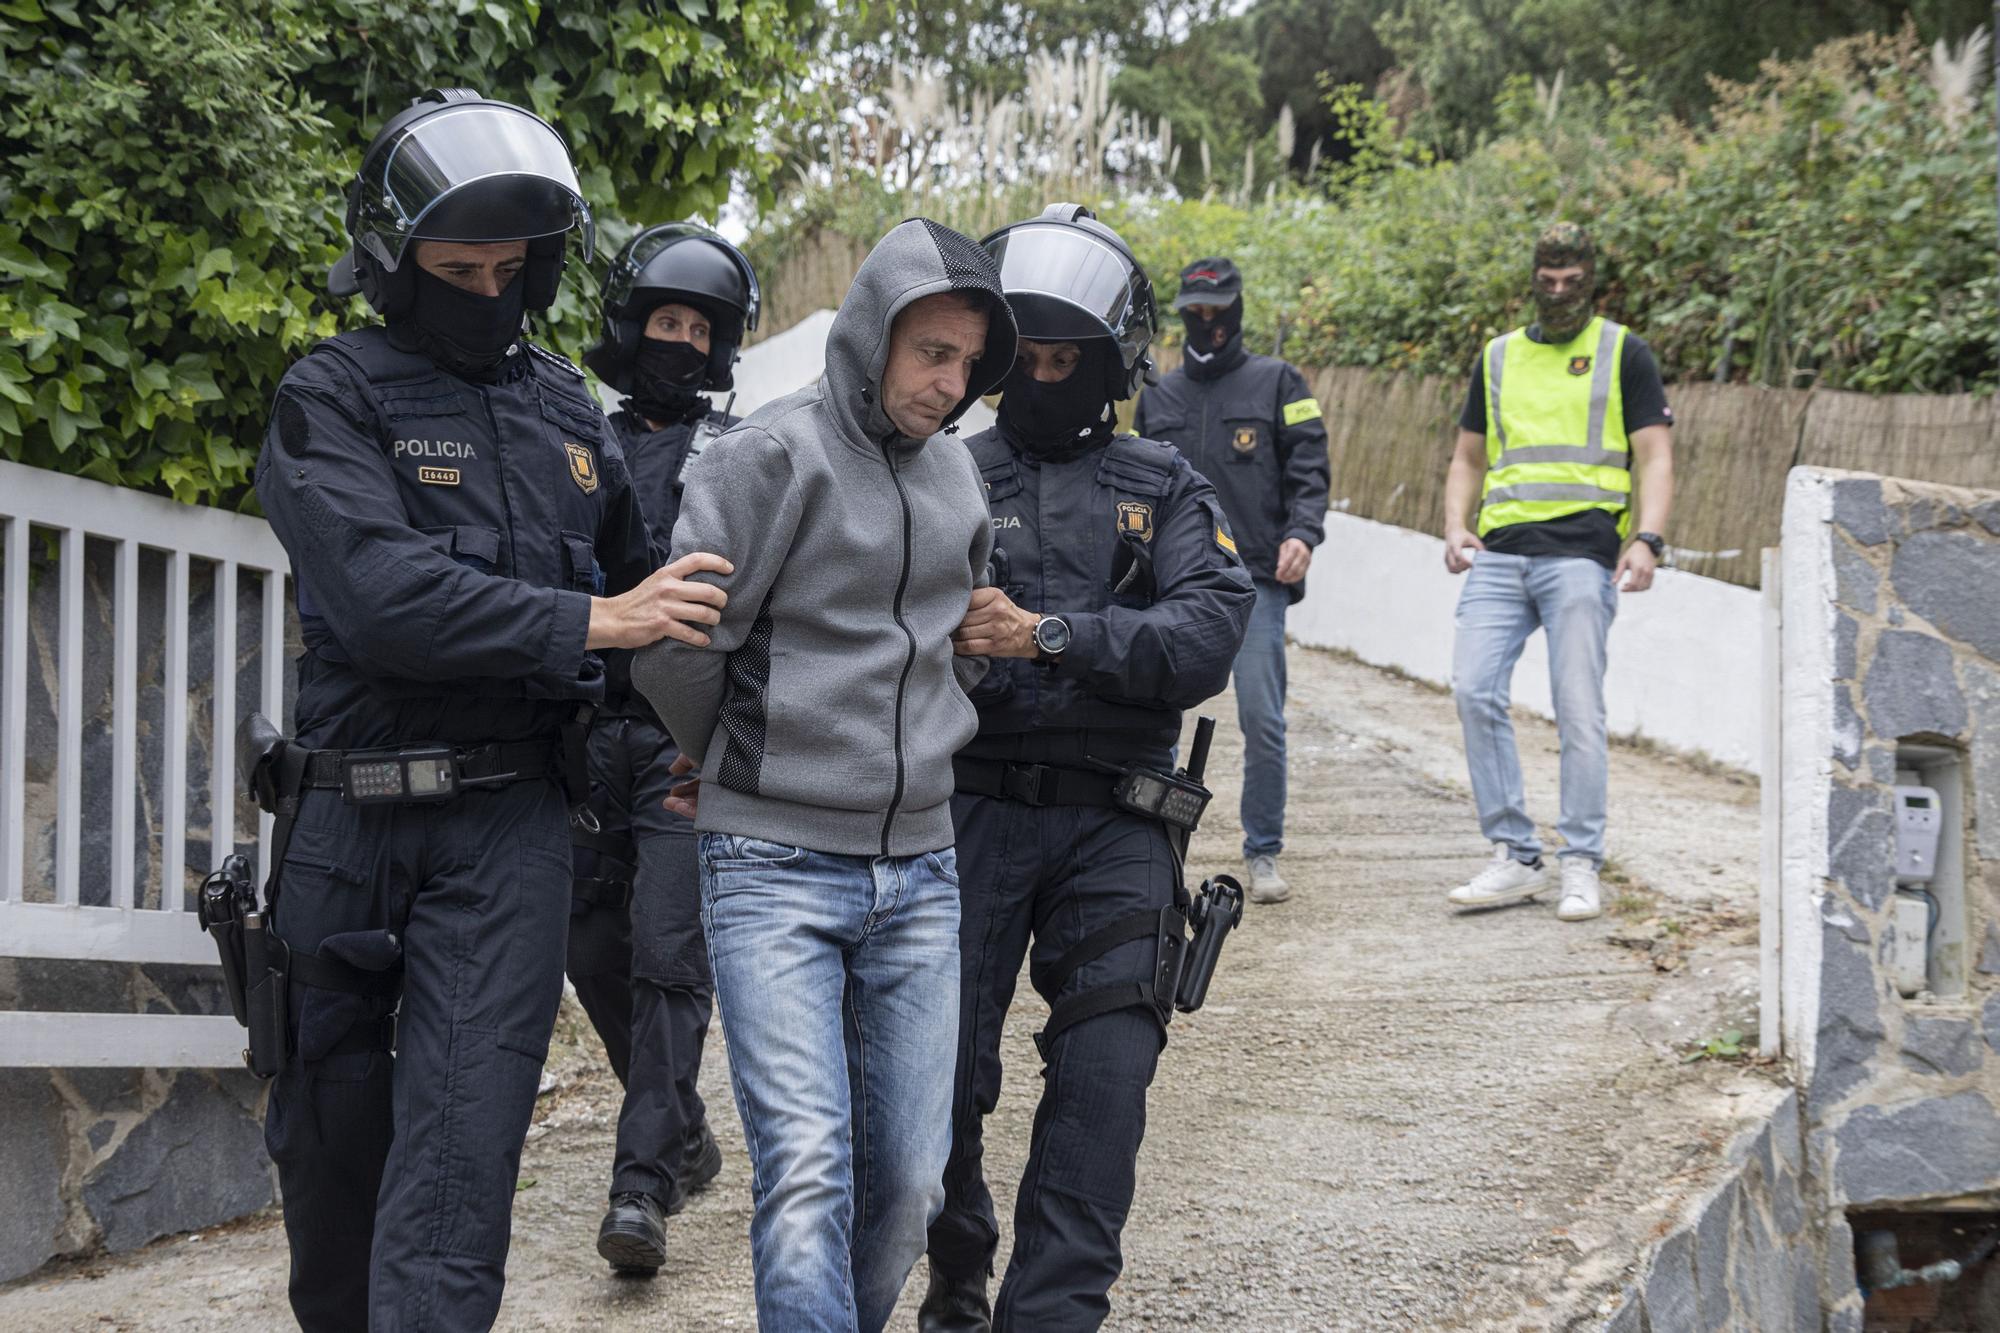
[1282,397,1323,426]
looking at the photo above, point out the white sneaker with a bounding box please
[1557,859,1603,921]
[1447,845,1547,910]
[1245,855,1291,904]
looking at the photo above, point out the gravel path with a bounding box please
[0,643,1780,1331]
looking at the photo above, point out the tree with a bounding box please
[1377,0,1995,149]
[1248,0,1394,172]
[1110,23,1267,195]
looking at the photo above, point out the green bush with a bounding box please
[767,28,1997,395]
[1264,29,2000,392]
[0,0,813,508]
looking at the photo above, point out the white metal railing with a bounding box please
[1,458,289,1066]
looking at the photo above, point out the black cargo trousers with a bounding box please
[263,777,570,1332]
[564,713,715,1211]
[927,790,1179,1331]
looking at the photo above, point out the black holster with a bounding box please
[196,853,257,1029]
[1174,874,1244,1013]
[196,850,291,1078]
[218,713,312,1078]
[240,907,291,1078]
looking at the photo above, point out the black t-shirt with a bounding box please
[1458,327,1672,569]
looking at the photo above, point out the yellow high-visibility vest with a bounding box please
[1477,315,1633,538]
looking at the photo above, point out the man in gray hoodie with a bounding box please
[634,218,1016,1332]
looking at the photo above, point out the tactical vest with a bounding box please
[300,329,614,691]
[1478,315,1633,538]
[971,433,1183,744]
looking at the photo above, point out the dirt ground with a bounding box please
[0,642,1782,1331]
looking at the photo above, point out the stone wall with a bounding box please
[1597,1091,1819,1332]
[1,534,290,1283]
[1776,467,2000,1327]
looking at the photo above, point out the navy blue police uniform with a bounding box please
[255,328,651,1330]
[925,425,1254,1328]
[1132,341,1328,602]
[565,399,731,1217]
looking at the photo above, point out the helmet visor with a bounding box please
[984,225,1151,369]
[356,103,593,270]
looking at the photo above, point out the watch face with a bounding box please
[1035,616,1071,654]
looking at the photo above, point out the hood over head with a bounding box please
[822,218,1018,453]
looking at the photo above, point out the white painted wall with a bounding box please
[1288,511,1765,774]
[1776,468,1836,1075]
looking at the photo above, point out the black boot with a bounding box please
[917,1260,991,1333]
[596,1192,666,1275]
[666,1120,723,1215]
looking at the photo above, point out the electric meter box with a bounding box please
[1893,785,1942,885]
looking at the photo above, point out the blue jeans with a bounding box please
[1451,552,1617,865]
[1232,578,1290,859]
[698,834,961,1333]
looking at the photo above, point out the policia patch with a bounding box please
[1116,501,1154,542]
[564,442,598,494]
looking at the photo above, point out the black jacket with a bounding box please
[256,329,652,750]
[608,402,737,570]
[1133,350,1330,602]
[962,427,1255,770]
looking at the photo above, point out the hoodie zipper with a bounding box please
[882,445,918,855]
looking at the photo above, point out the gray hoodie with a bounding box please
[633,219,1018,856]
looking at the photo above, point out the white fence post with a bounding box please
[0,459,291,1068]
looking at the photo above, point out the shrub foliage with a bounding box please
[0,0,813,507]
[775,28,1998,395]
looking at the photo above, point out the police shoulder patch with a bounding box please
[1281,396,1323,426]
[564,442,599,494]
[1116,500,1154,542]
[1215,526,1238,556]
[1567,355,1592,376]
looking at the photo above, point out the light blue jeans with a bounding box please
[1451,552,1617,866]
[698,834,960,1333]
[1233,578,1291,859]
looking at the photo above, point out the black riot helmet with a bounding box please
[328,89,594,319]
[978,204,1158,400]
[584,223,761,393]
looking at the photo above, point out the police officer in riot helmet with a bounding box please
[567,224,760,1274]
[921,205,1255,1330]
[251,89,731,1330]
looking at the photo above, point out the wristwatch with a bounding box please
[1032,614,1072,659]
[1634,532,1666,560]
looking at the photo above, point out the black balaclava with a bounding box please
[628,335,710,425]
[1181,298,1245,380]
[997,341,1117,461]
[400,265,527,379]
[1530,221,1597,344]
